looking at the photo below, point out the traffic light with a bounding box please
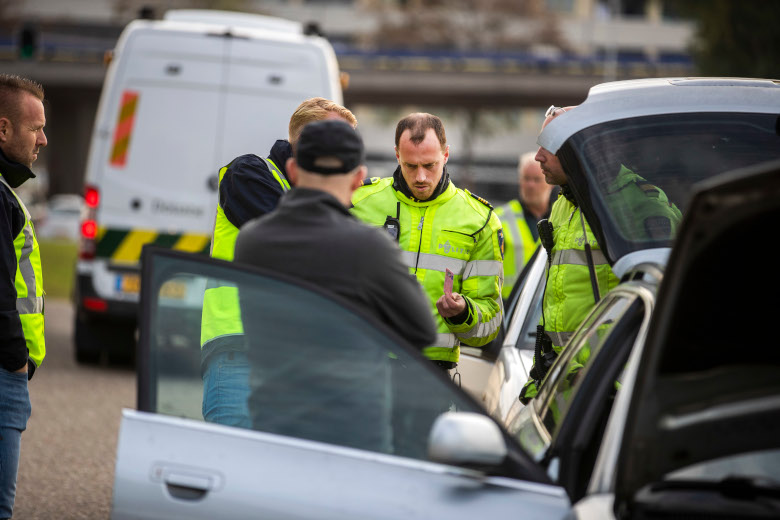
[19,25,37,60]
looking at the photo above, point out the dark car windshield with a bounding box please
[559,112,780,263]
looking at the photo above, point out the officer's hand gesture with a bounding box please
[436,268,466,318]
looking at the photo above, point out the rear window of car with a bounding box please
[561,112,780,260]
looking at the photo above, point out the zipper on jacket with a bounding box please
[414,215,425,271]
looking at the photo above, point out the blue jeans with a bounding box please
[0,368,31,519]
[201,351,251,429]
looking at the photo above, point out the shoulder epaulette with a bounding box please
[467,190,493,209]
[638,183,660,196]
[362,176,381,186]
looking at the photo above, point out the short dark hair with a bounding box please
[395,112,446,150]
[0,74,44,125]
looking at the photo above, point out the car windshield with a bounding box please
[560,112,780,262]
[140,250,485,462]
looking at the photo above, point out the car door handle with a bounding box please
[151,464,223,502]
[164,471,215,501]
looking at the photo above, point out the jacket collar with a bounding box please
[0,147,36,188]
[391,165,455,206]
[561,183,578,207]
[282,187,352,216]
[268,139,293,181]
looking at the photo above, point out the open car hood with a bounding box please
[538,77,780,266]
[614,159,780,506]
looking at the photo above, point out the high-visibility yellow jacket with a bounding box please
[0,174,45,371]
[495,199,538,299]
[542,193,619,353]
[351,177,504,363]
[606,165,683,241]
[200,156,290,354]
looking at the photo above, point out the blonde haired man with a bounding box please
[201,98,356,428]
[287,97,357,144]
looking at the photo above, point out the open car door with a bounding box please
[111,247,570,519]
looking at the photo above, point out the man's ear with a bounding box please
[351,165,367,191]
[0,118,10,143]
[285,157,298,186]
[443,144,449,164]
[394,146,400,163]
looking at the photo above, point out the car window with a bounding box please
[512,265,546,352]
[536,295,638,434]
[563,112,780,260]
[503,248,546,352]
[140,249,485,462]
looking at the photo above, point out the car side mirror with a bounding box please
[428,412,507,468]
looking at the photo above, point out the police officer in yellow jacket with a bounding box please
[200,98,357,428]
[351,113,504,371]
[495,151,554,300]
[0,74,47,518]
[521,106,619,402]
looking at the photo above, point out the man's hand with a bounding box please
[436,268,466,318]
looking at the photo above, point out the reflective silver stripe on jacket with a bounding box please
[263,157,291,191]
[463,260,502,280]
[454,297,503,340]
[17,296,44,314]
[552,249,608,267]
[547,330,575,347]
[0,175,40,315]
[399,251,502,280]
[431,333,458,348]
[400,251,466,273]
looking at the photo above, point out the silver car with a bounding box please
[111,78,780,519]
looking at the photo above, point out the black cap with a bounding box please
[295,120,365,175]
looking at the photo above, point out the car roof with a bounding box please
[538,77,780,153]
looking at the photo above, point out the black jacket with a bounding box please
[234,188,437,350]
[0,148,36,373]
[219,140,292,228]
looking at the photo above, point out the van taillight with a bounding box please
[84,185,99,208]
[81,220,97,239]
[80,185,100,260]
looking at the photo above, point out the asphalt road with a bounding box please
[14,299,136,519]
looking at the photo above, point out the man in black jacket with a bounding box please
[201,98,357,428]
[234,120,436,451]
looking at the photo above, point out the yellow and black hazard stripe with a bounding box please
[95,228,211,264]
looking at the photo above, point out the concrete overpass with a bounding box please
[0,33,693,197]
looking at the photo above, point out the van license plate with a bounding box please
[117,274,140,294]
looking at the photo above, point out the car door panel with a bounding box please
[113,410,570,519]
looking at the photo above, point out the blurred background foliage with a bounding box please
[679,0,780,79]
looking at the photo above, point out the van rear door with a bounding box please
[218,31,341,162]
[96,26,225,264]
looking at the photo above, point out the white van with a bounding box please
[74,9,343,363]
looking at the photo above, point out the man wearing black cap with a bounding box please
[235,120,434,345]
[233,120,436,450]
